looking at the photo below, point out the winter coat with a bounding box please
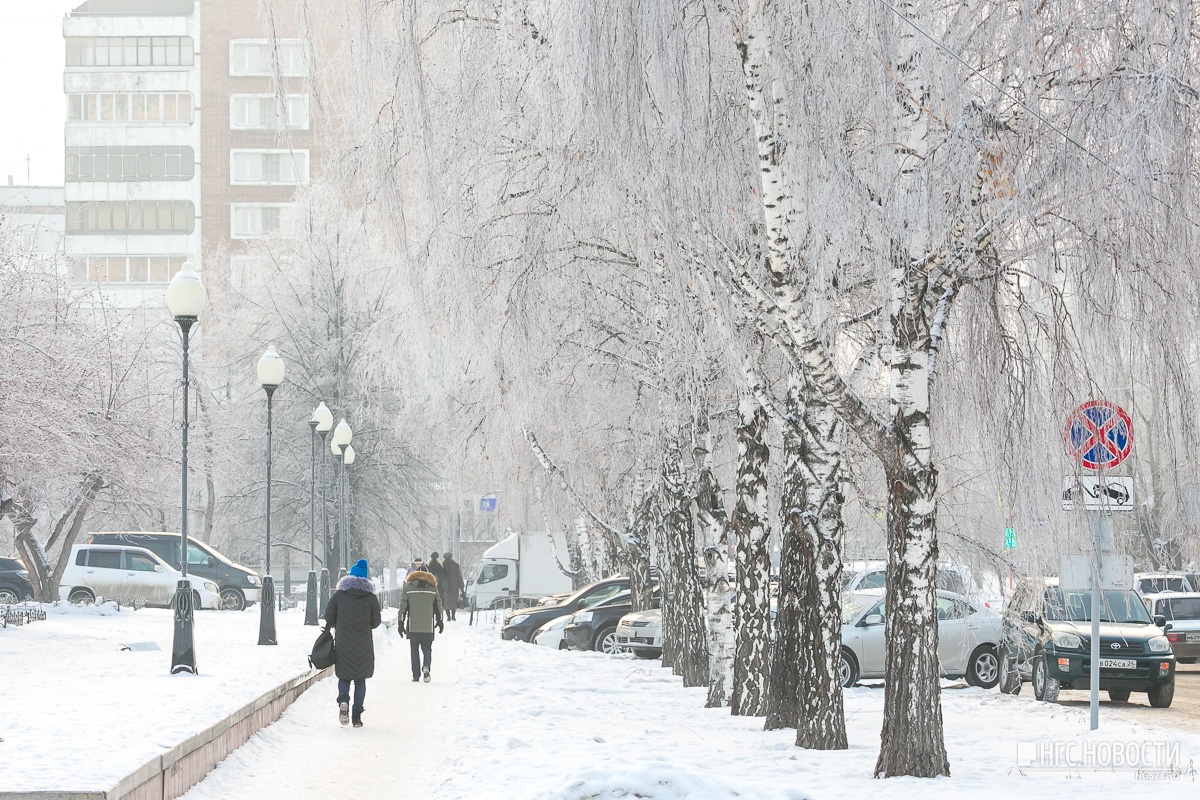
[324,575,382,681]
[428,558,447,586]
[397,570,444,636]
[441,556,465,610]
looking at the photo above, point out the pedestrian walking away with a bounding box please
[428,551,447,588]
[397,567,444,683]
[441,552,465,621]
[323,559,381,727]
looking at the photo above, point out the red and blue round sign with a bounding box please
[1063,400,1133,470]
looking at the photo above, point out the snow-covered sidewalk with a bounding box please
[182,622,1200,799]
[0,602,324,793]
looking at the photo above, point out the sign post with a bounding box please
[1062,400,1134,732]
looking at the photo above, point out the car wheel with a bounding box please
[595,626,622,654]
[1032,651,1060,702]
[966,645,1000,689]
[0,587,19,605]
[219,588,246,611]
[633,648,659,659]
[998,644,1022,695]
[68,588,95,605]
[193,591,203,610]
[1108,689,1131,702]
[1148,680,1175,709]
[558,640,568,650]
[839,648,859,688]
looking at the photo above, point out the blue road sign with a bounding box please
[479,496,498,512]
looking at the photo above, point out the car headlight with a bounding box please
[204,581,219,592]
[549,616,569,630]
[507,614,529,626]
[574,611,593,624]
[1052,632,1083,650]
[246,576,260,586]
[1149,636,1172,653]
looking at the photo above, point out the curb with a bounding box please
[2,666,332,800]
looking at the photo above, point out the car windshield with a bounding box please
[1139,577,1189,593]
[1156,597,1200,621]
[593,591,632,609]
[1044,588,1153,623]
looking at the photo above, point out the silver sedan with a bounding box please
[839,590,1003,688]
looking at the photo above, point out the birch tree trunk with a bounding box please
[731,396,772,717]
[660,437,709,687]
[764,380,805,730]
[695,422,733,708]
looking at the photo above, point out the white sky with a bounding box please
[0,1,81,187]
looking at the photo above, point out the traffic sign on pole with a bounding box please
[1004,527,1016,549]
[1063,400,1133,471]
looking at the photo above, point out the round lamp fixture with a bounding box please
[166,267,206,318]
[332,418,353,447]
[256,345,286,388]
[343,444,356,465]
[312,401,334,432]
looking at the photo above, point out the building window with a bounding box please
[68,255,189,284]
[229,39,306,76]
[66,201,195,234]
[65,36,195,67]
[231,204,291,238]
[66,146,195,181]
[229,94,309,130]
[230,150,309,185]
[67,92,194,123]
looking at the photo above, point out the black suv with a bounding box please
[501,576,658,642]
[87,533,261,610]
[999,577,1176,707]
[563,589,661,654]
[0,556,34,604]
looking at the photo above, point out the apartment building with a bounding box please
[63,0,318,300]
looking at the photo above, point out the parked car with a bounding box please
[0,556,34,604]
[1141,592,1200,663]
[532,614,572,649]
[60,544,221,610]
[563,590,661,654]
[839,590,1003,688]
[845,564,975,597]
[1134,572,1194,596]
[87,532,260,610]
[998,577,1176,707]
[501,575,657,642]
[616,608,663,658]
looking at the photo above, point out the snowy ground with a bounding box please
[0,601,323,793]
[182,619,1200,800]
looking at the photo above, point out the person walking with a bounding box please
[397,566,444,682]
[441,552,465,621]
[428,551,447,586]
[323,559,381,727]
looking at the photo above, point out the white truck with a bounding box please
[466,530,573,609]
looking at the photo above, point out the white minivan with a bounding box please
[59,544,221,609]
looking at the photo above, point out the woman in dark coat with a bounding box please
[323,559,381,727]
[441,552,465,620]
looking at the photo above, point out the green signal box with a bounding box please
[1004,527,1016,549]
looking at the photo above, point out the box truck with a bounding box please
[466,530,573,609]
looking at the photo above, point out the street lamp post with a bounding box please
[330,418,353,579]
[308,401,333,623]
[166,266,205,675]
[342,444,356,568]
[257,345,285,645]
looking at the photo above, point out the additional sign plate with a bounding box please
[479,495,498,512]
[1062,476,1134,511]
[1099,658,1136,670]
[1064,400,1134,470]
[1060,554,1134,592]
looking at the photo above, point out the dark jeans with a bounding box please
[410,633,434,678]
[337,678,366,712]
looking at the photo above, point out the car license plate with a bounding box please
[1099,658,1136,669]
[1187,633,1200,643]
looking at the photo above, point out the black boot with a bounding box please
[352,707,363,728]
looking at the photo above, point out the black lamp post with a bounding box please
[257,345,285,645]
[166,266,205,675]
[330,418,353,579]
[308,401,333,624]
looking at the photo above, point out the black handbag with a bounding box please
[309,627,336,670]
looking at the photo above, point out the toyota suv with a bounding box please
[998,576,1176,707]
[87,532,260,610]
